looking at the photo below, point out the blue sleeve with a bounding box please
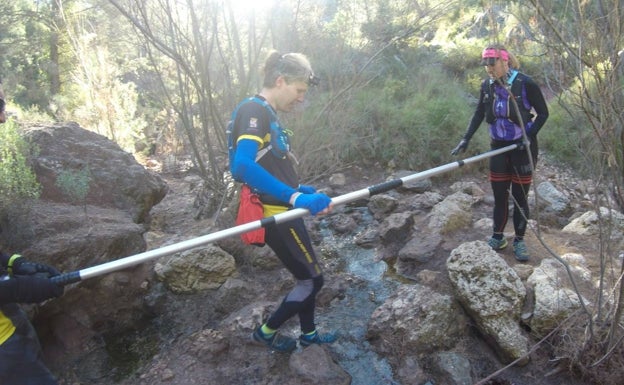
[231,139,297,204]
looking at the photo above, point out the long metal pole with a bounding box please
[51,144,517,286]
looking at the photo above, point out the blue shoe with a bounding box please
[513,240,530,262]
[252,327,297,352]
[299,330,338,347]
[488,237,508,250]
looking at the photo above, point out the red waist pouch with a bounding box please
[235,184,266,246]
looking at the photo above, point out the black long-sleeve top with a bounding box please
[463,71,549,142]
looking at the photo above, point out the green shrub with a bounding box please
[292,61,493,179]
[539,94,596,175]
[55,166,92,204]
[360,68,484,170]
[0,120,41,208]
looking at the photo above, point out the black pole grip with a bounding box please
[51,271,82,286]
[368,179,403,196]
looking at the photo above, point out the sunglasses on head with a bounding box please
[307,74,320,87]
[481,57,498,66]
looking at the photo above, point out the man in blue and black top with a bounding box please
[230,50,337,353]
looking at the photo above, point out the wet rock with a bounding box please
[328,213,358,233]
[396,234,442,278]
[367,194,398,219]
[378,212,414,260]
[431,351,473,385]
[396,356,427,385]
[354,227,379,248]
[367,284,467,355]
[289,344,351,385]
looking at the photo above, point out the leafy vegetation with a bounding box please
[55,166,92,205]
[0,120,41,208]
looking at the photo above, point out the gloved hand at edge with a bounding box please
[290,192,332,215]
[450,139,469,156]
[10,255,61,278]
[0,275,64,304]
[297,184,316,194]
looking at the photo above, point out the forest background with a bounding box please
[0,0,623,382]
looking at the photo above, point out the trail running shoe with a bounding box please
[513,239,530,262]
[487,237,508,250]
[252,327,297,353]
[299,330,338,347]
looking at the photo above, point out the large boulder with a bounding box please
[447,241,529,365]
[527,254,591,337]
[562,207,624,248]
[23,122,168,223]
[0,122,170,373]
[427,192,474,234]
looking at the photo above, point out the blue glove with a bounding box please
[292,193,332,215]
[297,184,316,194]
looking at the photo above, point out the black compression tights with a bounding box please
[491,180,530,238]
[265,275,324,333]
[264,218,324,333]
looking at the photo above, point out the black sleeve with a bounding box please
[463,80,487,141]
[0,276,63,305]
[0,278,20,305]
[0,251,10,269]
[524,76,549,135]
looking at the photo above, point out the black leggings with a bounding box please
[264,217,324,334]
[489,145,532,238]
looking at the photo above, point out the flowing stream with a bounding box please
[314,206,402,385]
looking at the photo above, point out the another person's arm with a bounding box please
[0,275,64,305]
[0,253,64,305]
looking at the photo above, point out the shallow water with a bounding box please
[315,207,401,385]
